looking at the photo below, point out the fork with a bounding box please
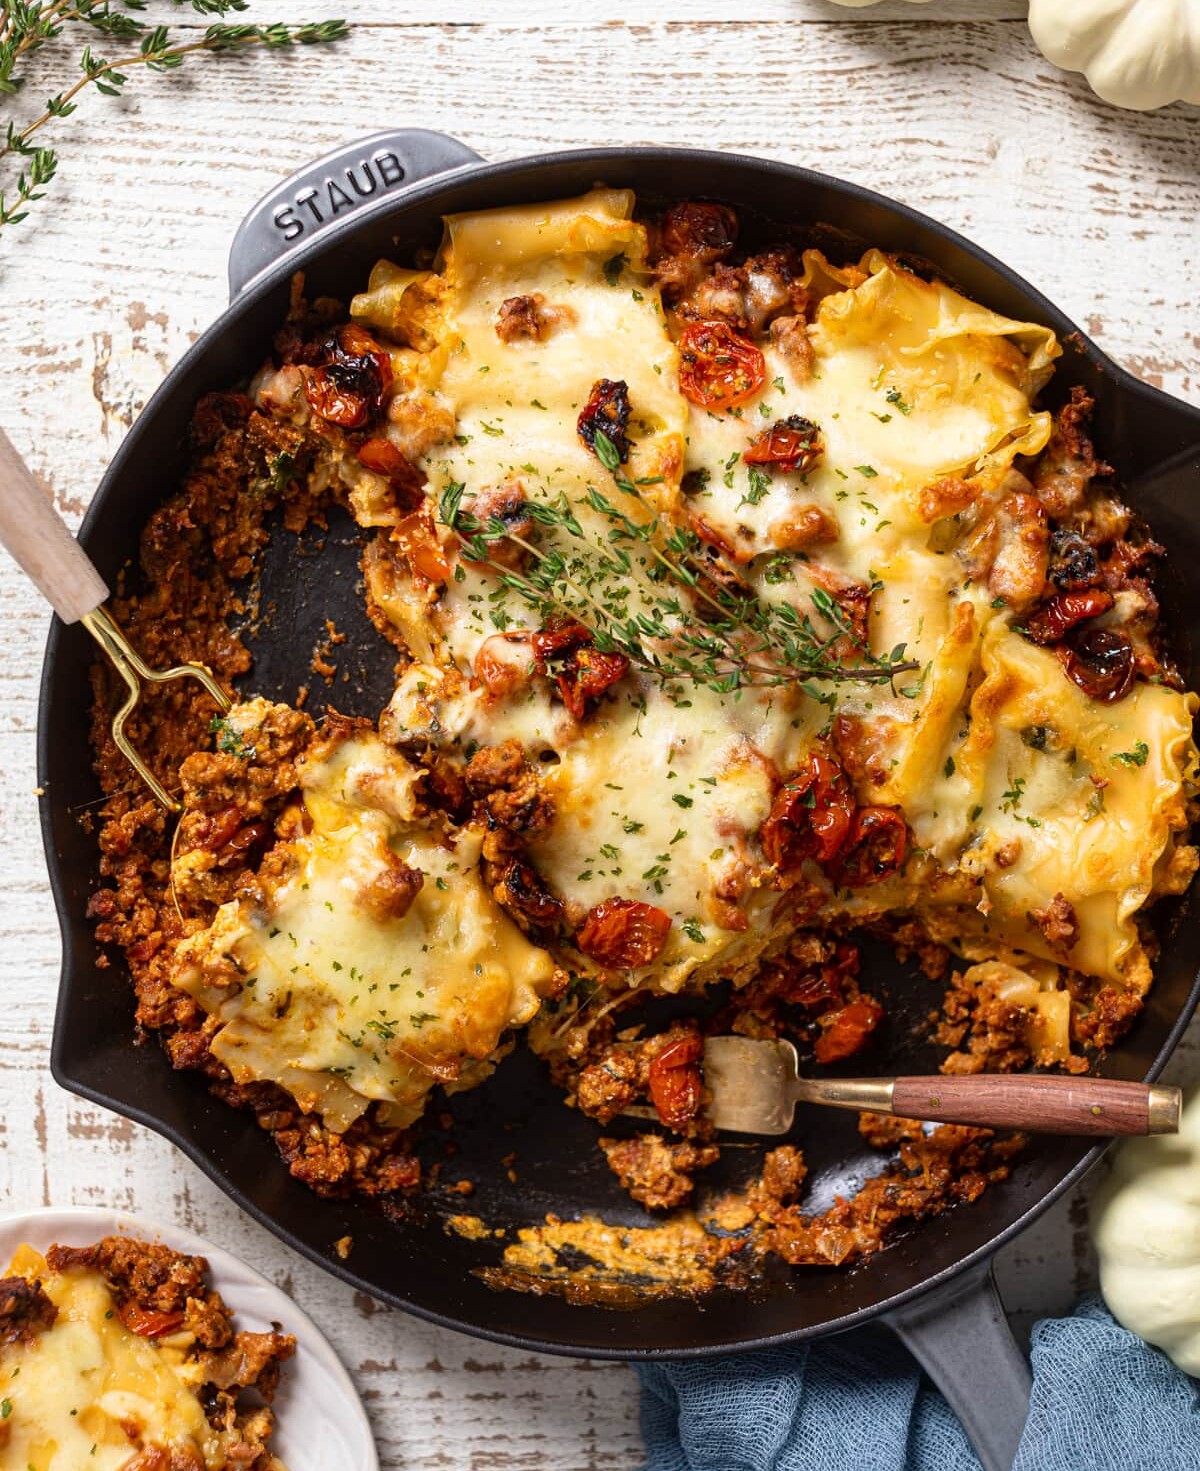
[0,424,229,811]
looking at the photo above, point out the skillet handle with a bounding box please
[228,129,484,299]
[887,1261,1030,1471]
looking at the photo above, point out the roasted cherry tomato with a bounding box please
[531,617,592,668]
[678,320,766,411]
[577,378,633,462]
[393,503,450,584]
[556,646,631,720]
[118,1302,186,1339]
[743,414,823,475]
[499,858,563,928]
[576,897,672,970]
[356,436,427,512]
[1021,589,1113,646]
[647,1034,704,1131]
[304,325,392,429]
[660,202,739,261]
[831,807,909,888]
[1048,528,1101,592]
[813,999,884,1065]
[760,754,855,871]
[1058,626,1136,703]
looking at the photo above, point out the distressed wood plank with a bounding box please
[0,9,1197,1469]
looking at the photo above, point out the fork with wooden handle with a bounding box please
[701,1037,1180,1136]
[0,423,229,811]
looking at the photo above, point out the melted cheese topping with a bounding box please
[181,190,1197,1131]
[173,729,556,1130]
[0,1247,225,1471]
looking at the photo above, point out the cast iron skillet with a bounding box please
[39,132,1200,1471]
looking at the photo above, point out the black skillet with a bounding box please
[39,132,1200,1471]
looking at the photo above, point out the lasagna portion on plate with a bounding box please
[0,1235,293,1470]
[89,189,1198,1266]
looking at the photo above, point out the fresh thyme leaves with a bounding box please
[0,3,348,238]
[438,430,919,696]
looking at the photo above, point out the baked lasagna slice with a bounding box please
[0,1236,293,1470]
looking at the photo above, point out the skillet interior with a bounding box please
[41,148,1200,1357]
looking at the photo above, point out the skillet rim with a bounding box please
[39,142,1200,1359]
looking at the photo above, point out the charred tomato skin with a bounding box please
[578,378,633,462]
[831,807,908,888]
[304,324,393,430]
[743,415,823,475]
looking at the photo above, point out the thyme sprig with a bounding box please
[0,1,348,236]
[438,431,921,699]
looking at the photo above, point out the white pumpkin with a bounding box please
[1093,1091,1200,1374]
[1028,0,1200,111]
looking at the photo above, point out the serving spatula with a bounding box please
[701,1036,1180,1137]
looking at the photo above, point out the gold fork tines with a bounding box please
[82,605,231,813]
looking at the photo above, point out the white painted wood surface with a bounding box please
[0,3,1196,1465]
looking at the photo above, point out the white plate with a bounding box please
[0,1206,378,1471]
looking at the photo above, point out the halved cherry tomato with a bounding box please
[556,647,630,720]
[743,415,823,475]
[118,1302,186,1339]
[356,437,427,513]
[531,617,592,668]
[1058,626,1136,703]
[660,202,739,261]
[813,999,884,1064]
[831,807,908,888]
[1021,589,1113,647]
[760,754,855,871]
[393,504,450,584]
[578,378,632,462]
[304,325,392,429]
[576,897,672,969]
[678,320,766,411]
[647,1034,704,1130]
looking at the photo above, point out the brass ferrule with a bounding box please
[795,1078,896,1114]
[1147,1084,1182,1135]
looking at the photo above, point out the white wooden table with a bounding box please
[0,3,1197,1465]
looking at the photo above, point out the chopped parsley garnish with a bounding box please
[208,714,255,760]
[740,465,772,508]
[885,387,912,415]
[1111,741,1149,768]
[672,794,694,808]
[602,251,626,286]
[855,464,878,479]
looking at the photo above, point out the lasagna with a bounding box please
[0,1236,292,1470]
[87,189,1199,1273]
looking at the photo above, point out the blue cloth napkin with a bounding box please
[638,1297,1200,1470]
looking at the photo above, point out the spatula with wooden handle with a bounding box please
[702,1036,1180,1136]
